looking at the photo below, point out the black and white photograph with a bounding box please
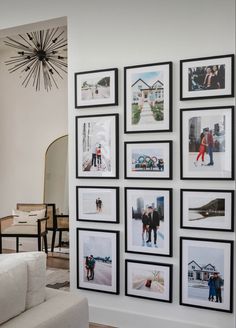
[125,260,172,302]
[180,237,233,312]
[76,186,119,223]
[124,62,172,133]
[125,141,172,180]
[180,106,234,180]
[77,228,119,294]
[76,114,119,178]
[125,188,172,256]
[75,68,118,108]
[180,54,234,100]
[180,189,234,231]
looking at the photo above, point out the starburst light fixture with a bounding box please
[4,27,67,91]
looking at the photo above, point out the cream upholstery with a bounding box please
[0,258,28,324]
[0,252,89,328]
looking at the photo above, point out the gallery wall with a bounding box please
[0,0,235,327]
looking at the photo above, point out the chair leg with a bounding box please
[0,236,2,254]
[38,236,42,251]
[16,237,19,252]
[43,235,48,254]
[51,231,56,253]
[59,231,62,248]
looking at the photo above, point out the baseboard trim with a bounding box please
[89,305,215,328]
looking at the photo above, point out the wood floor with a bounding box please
[90,324,116,328]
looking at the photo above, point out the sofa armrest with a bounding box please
[37,217,48,234]
[0,216,13,232]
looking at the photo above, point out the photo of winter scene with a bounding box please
[188,64,225,92]
[82,120,111,172]
[181,238,233,312]
[189,114,225,170]
[181,107,233,179]
[126,188,171,256]
[126,260,171,302]
[181,190,233,231]
[188,245,225,304]
[132,148,164,172]
[76,115,117,178]
[78,229,118,294]
[78,187,117,222]
[81,75,110,101]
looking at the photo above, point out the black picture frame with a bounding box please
[180,189,234,232]
[76,186,119,223]
[124,61,172,133]
[180,237,234,313]
[180,106,234,180]
[180,54,234,100]
[77,228,120,295]
[75,68,118,108]
[125,259,173,303]
[124,140,172,180]
[75,113,119,179]
[125,187,172,257]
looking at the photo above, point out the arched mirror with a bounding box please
[44,135,69,215]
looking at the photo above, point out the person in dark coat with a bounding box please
[214,272,224,303]
[208,275,216,301]
[146,205,160,247]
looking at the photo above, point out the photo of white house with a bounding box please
[131,71,164,126]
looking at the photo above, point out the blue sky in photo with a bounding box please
[132,70,163,85]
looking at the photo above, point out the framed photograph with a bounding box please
[180,237,234,313]
[75,114,119,178]
[75,68,118,108]
[76,186,119,223]
[125,260,172,303]
[77,228,119,294]
[180,189,234,232]
[125,141,172,180]
[180,106,234,180]
[125,187,172,257]
[180,54,234,100]
[124,62,172,133]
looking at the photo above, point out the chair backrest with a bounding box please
[56,215,69,230]
[45,204,56,230]
[17,203,46,212]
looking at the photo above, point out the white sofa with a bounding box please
[0,252,89,328]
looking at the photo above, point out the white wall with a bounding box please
[0,21,68,217]
[0,1,235,328]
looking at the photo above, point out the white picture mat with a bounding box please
[182,239,231,311]
[182,108,232,178]
[182,191,232,229]
[126,64,170,131]
[78,188,117,221]
[127,262,170,300]
[78,230,117,292]
[76,70,115,106]
[182,57,232,98]
[126,142,170,178]
[126,189,170,255]
[77,115,117,177]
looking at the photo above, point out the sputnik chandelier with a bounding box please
[4,27,67,91]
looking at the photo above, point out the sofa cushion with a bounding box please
[0,252,46,310]
[0,257,28,324]
[1,288,89,328]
